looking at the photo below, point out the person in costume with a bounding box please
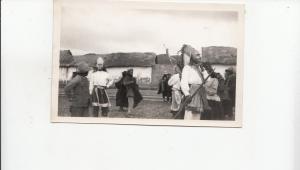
[123,69,143,115]
[64,62,90,117]
[115,71,128,112]
[180,45,210,120]
[89,57,114,117]
[204,69,224,120]
[168,65,183,117]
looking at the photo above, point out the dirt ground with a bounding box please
[58,91,174,119]
[58,88,235,120]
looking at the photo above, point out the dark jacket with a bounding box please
[115,78,128,107]
[157,77,171,96]
[123,76,143,108]
[225,73,236,106]
[64,75,90,107]
[217,78,230,101]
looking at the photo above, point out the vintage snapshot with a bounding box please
[51,0,244,127]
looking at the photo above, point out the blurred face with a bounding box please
[174,66,181,74]
[128,69,133,75]
[97,63,103,69]
[225,72,230,79]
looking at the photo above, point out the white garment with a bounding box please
[184,110,201,120]
[205,77,221,101]
[87,70,94,81]
[183,53,191,66]
[180,65,203,96]
[89,71,114,94]
[168,73,181,90]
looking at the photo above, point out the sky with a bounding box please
[60,0,239,56]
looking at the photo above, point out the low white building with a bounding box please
[59,52,156,87]
[59,46,237,88]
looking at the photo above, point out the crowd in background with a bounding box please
[158,44,237,120]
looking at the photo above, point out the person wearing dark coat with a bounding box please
[115,71,128,111]
[64,62,90,117]
[157,74,172,102]
[123,69,143,114]
[225,67,236,119]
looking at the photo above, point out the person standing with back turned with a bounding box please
[64,61,90,117]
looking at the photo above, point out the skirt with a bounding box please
[91,86,111,107]
[186,84,207,113]
[170,89,182,112]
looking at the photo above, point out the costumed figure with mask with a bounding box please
[179,44,210,120]
[89,57,114,117]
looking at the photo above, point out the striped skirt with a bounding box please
[186,84,206,113]
[91,86,111,107]
[170,89,182,112]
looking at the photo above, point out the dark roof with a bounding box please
[155,54,171,64]
[60,46,237,67]
[202,46,237,65]
[72,52,156,68]
[73,53,106,67]
[104,52,156,67]
[60,50,75,66]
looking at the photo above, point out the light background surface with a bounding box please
[60,0,239,55]
[1,0,300,170]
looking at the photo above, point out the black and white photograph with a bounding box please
[51,0,244,126]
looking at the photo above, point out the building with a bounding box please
[59,50,77,84]
[59,51,157,88]
[59,46,237,88]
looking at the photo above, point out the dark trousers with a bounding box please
[222,100,233,117]
[92,106,109,117]
[208,100,224,120]
[200,100,224,120]
[70,106,89,117]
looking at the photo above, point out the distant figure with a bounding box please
[158,74,171,102]
[123,69,143,114]
[89,57,114,117]
[168,65,183,118]
[166,74,172,102]
[64,62,90,117]
[216,73,230,120]
[115,71,128,111]
[224,67,236,119]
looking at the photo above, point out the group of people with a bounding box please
[64,57,142,117]
[163,44,236,120]
[64,45,236,120]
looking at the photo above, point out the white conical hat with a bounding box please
[97,57,104,64]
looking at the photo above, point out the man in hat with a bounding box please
[180,45,210,120]
[224,66,236,119]
[64,61,90,117]
[89,57,114,117]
